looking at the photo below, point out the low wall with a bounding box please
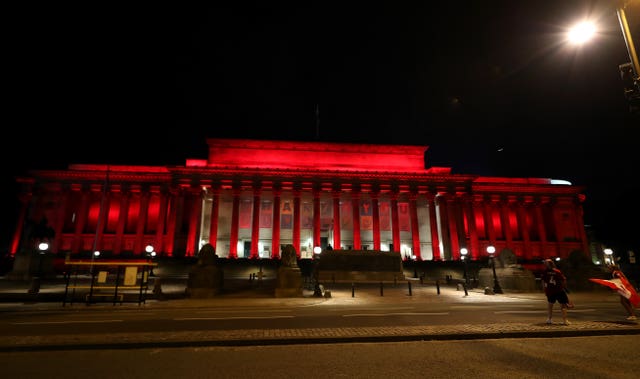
[315,250,405,282]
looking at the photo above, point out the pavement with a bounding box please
[0,275,639,351]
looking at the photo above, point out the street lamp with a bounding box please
[567,2,640,112]
[28,242,49,294]
[616,2,639,91]
[460,248,469,286]
[487,245,503,294]
[145,244,156,276]
[604,248,614,265]
[313,246,324,297]
[37,242,49,278]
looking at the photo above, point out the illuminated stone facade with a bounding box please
[11,138,590,261]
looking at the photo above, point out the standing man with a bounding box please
[541,259,570,325]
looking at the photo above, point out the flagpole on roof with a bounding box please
[315,103,320,140]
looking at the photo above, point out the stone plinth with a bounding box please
[274,266,303,297]
[185,265,224,298]
[316,250,405,282]
[274,244,304,297]
[185,243,224,298]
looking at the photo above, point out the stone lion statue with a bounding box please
[197,243,218,266]
[281,244,298,268]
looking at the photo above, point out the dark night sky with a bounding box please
[3,1,639,255]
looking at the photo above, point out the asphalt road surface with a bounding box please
[2,335,638,379]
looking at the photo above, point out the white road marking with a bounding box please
[343,312,449,317]
[13,320,123,325]
[175,316,295,321]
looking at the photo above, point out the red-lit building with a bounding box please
[11,138,590,262]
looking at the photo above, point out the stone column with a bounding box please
[371,189,381,250]
[517,197,532,260]
[483,196,497,250]
[185,186,203,257]
[500,197,513,246]
[351,187,361,250]
[11,191,32,255]
[575,195,590,256]
[437,195,451,259]
[446,194,461,260]
[93,185,111,254]
[390,190,400,254]
[271,185,282,259]
[409,190,421,260]
[313,185,321,249]
[534,198,548,248]
[72,185,90,254]
[155,188,169,255]
[293,187,301,257]
[207,185,220,251]
[134,189,150,256]
[465,195,481,260]
[113,187,130,256]
[332,186,341,249]
[164,189,179,257]
[426,192,441,261]
[52,186,69,254]
[250,184,261,259]
[229,184,241,259]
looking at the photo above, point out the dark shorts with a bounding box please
[547,291,569,305]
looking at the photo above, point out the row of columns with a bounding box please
[13,185,176,257]
[185,185,586,261]
[14,181,587,261]
[193,184,443,260]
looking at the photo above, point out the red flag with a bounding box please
[589,272,640,307]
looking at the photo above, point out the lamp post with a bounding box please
[313,246,324,297]
[145,244,156,276]
[604,248,614,265]
[616,2,639,84]
[28,242,49,294]
[37,242,49,277]
[487,245,503,294]
[460,248,469,286]
[567,2,640,112]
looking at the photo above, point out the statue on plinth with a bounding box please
[185,243,224,298]
[275,244,303,297]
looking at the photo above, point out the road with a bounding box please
[1,284,638,378]
[2,336,637,379]
[0,287,633,338]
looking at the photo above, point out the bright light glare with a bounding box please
[567,21,596,44]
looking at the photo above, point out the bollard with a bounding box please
[380,282,384,296]
[436,280,440,295]
[153,277,164,299]
[463,283,468,296]
[351,282,355,297]
[408,281,412,296]
[28,277,41,295]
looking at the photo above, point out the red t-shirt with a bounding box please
[542,268,566,295]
